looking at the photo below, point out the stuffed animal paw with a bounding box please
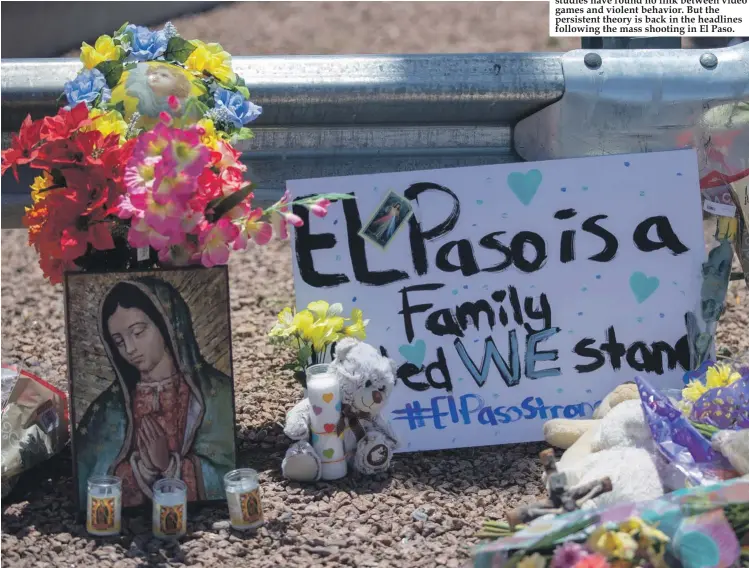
[281,440,321,483]
[354,431,394,475]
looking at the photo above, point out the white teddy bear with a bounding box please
[543,394,668,508]
[557,400,667,508]
[282,338,400,482]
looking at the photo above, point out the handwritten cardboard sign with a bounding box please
[288,149,705,452]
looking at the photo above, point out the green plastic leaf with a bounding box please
[234,127,254,141]
[123,62,137,71]
[209,183,253,222]
[236,86,250,99]
[165,37,197,64]
[114,21,130,37]
[95,61,124,89]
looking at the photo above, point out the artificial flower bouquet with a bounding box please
[636,359,749,487]
[268,301,369,388]
[472,478,749,568]
[1,22,348,284]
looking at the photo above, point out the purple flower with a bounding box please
[212,88,262,128]
[550,542,589,568]
[124,24,168,61]
[64,68,110,109]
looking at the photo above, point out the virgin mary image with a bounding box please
[75,277,235,511]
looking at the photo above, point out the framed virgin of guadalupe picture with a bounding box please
[64,266,237,514]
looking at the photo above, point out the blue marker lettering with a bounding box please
[525,327,562,380]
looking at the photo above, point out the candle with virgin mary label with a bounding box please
[224,469,264,530]
[87,476,122,536]
[306,364,347,480]
[152,478,187,539]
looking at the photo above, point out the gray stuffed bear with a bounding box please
[282,338,400,482]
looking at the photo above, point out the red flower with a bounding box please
[1,115,44,179]
[18,127,133,284]
[40,103,91,142]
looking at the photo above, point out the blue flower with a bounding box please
[213,88,262,128]
[64,68,111,109]
[124,24,168,61]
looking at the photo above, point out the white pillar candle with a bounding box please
[152,478,187,539]
[224,468,264,530]
[306,364,347,480]
[86,476,122,536]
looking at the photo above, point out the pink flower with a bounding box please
[166,128,210,176]
[168,95,180,110]
[141,193,185,241]
[128,217,171,250]
[574,555,609,568]
[159,111,172,125]
[180,209,204,234]
[212,140,245,170]
[219,167,247,194]
[266,190,305,240]
[551,543,589,568]
[310,198,331,218]
[123,157,157,195]
[233,208,273,249]
[270,210,289,241]
[198,218,240,267]
[284,212,304,227]
[277,189,291,210]
[113,193,144,220]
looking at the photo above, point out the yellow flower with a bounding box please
[516,553,547,568]
[306,301,344,321]
[344,308,369,340]
[30,172,54,203]
[587,527,638,560]
[705,363,741,389]
[268,308,313,338]
[304,320,341,352]
[681,363,741,404]
[682,379,708,403]
[85,109,128,144]
[80,35,122,69]
[197,118,220,149]
[619,517,669,544]
[185,40,236,84]
[307,300,331,320]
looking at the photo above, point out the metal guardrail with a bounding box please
[2,44,748,229]
[1,53,562,228]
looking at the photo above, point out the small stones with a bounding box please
[211,520,231,531]
[2,203,745,568]
[54,533,73,544]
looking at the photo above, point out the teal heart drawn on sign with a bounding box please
[630,271,660,303]
[399,340,426,368]
[507,169,542,206]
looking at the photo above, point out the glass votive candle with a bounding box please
[152,478,187,540]
[86,476,122,536]
[224,468,264,530]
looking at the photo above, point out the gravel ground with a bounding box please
[3,3,748,568]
